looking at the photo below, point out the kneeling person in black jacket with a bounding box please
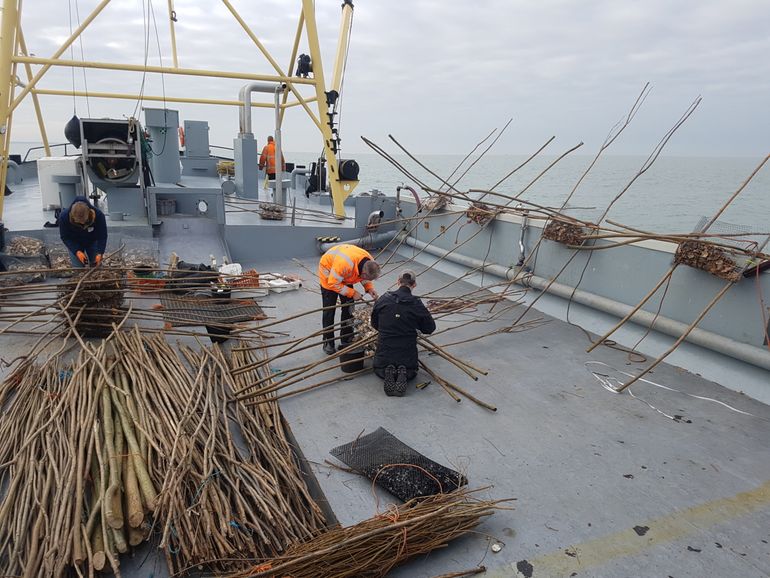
[371,269,436,397]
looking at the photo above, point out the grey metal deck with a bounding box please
[248,252,770,578]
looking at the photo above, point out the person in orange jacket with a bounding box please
[318,244,380,355]
[258,135,286,180]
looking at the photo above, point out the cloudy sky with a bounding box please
[11,0,770,157]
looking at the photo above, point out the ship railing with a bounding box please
[21,142,76,163]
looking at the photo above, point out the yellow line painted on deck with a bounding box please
[489,479,770,577]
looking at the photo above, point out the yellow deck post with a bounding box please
[17,29,50,157]
[0,0,19,220]
[167,0,179,68]
[302,0,358,219]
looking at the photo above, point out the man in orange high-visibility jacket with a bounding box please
[258,135,286,180]
[318,244,381,355]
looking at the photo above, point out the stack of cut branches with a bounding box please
[674,240,742,282]
[465,202,496,226]
[114,330,327,574]
[259,202,286,220]
[0,347,156,577]
[0,331,328,577]
[59,267,126,337]
[542,220,586,246]
[227,489,510,578]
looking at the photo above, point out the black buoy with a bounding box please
[64,114,82,149]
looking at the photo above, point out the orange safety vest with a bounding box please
[318,244,374,298]
[258,141,286,175]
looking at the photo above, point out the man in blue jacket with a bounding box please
[59,197,108,267]
[371,269,436,397]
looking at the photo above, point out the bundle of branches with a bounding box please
[542,219,586,246]
[0,346,157,577]
[420,193,450,214]
[465,202,496,226]
[59,267,126,336]
[353,305,378,353]
[674,240,742,282]
[113,330,327,574]
[259,202,286,220]
[0,331,328,576]
[228,489,510,578]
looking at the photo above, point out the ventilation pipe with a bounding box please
[319,230,398,253]
[238,82,287,203]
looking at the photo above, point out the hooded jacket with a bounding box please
[371,285,436,371]
[59,196,108,255]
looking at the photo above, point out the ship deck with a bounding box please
[237,252,770,578]
[1,176,769,577]
[2,170,358,233]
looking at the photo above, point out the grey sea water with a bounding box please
[12,141,769,234]
[332,153,770,234]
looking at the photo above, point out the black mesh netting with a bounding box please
[330,427,467,502]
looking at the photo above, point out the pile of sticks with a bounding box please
[0,329,328,577]
[227,489,511,578]
[116,329,327,574]
[674,240,743,282]
[60,267,126,337]
[0,345,152,577]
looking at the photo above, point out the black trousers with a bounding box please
[321,286,354,345]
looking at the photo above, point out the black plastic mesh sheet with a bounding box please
[330,427,467,502]
[159,294,266,326]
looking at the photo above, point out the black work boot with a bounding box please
[383,365,402,397]
[322,341,336,355]
[395,365,408,396]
